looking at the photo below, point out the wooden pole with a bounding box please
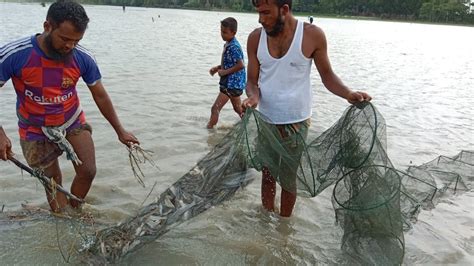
[8,156,84,203]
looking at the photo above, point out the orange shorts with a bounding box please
[20,124,92,169]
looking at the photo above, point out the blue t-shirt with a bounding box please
[221,38,246,90]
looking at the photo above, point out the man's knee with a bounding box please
[262,168,276,184]
[281,186,297,196]
[77,165,96,181]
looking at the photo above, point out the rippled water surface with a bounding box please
[0,2,473,264]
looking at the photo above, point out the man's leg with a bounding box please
[280,188,297,217]
[66,129,96,208]
[42,159,68,212]
[207,92,230,128]
[278,159,297,217]
[20,140,66,212]
[261,167,276,212]
[276,120,310,217]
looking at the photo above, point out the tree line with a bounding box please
[40,0,474,24]
[315,1,473,23]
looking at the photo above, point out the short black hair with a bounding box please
[46,0,89,32]
[220,17,238,32]
[251,0,292,9]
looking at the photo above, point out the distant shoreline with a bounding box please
[294,13,474,28]
[3,0,474,27]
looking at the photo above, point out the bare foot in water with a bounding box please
[206,122,215,129]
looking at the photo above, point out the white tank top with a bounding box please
[257,20,313,124]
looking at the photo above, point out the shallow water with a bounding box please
[0,3,473,264]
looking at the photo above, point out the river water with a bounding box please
[0,2,473,265]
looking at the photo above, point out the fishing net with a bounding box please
[81,120,254,263]
[82,102,473,264]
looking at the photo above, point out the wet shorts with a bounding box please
[257,119,311,192]
[20,123,92,170]
[220,87,243,98]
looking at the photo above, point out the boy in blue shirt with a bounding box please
[207,17,246,129]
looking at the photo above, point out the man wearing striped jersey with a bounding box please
[0,0,140,213]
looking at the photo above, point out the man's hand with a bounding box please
[0,130,13,160]
[242,95,260,111]
[117,129,140,147]
[346,91,372,104]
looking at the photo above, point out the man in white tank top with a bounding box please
[242,0,372,217]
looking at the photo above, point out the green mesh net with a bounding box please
[82,102,473,264]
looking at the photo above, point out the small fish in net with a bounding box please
[80,103,473,264]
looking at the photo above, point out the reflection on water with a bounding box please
[0,2,473,265]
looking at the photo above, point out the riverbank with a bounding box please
[151,6,474,27]
[298,12,474,27]
[8,0,474,27]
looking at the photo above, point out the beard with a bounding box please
[265,14,285,37]
[44,34,73,61]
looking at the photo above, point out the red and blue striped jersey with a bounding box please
[0,35,101,140]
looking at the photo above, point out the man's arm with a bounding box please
[311,26,371,103]
[88,81,139,146]
[0,81,13,160]
[242,28,261,109]
[0,126,13,160]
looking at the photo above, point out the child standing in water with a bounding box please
[207,17,246,129]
